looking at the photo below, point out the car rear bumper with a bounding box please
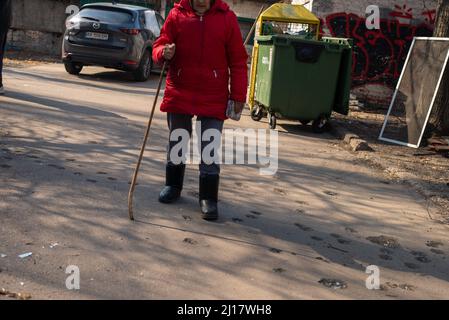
[63,53,140,71]
[63,42,140,71]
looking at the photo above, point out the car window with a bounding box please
[139,12,146,26]
[79,8,133,24]
[156,14,165,30]
[144,11,160,37]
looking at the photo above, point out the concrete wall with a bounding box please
[225,0,273,19]
[8,0,80,56]
[297,0,438,107]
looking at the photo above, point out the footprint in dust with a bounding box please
[48,164,65,170]
[311,236,323,241]
[188,191,199,198]
[415,256,431,263]
[337,238,352,245]
[379,254,393,261]
[404,262,420,270]
[272,268,285,273]
[430,249,445,255]
[426,240,444,248]
[385,282,416,291]
[366,235,401,249]
[183,238,197,245]
[324,191,338,196]
[319,278,347,289]
[269,248,282,254]
[0,164,11,168]
[294,223,313,232]
[250,210,262,216]
[410,251,432,263]
[86,179,97,183]
[245,214,257,219]
[345,227,358,234]
[274,188,287,196]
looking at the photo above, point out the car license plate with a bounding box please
[85,32,109,40]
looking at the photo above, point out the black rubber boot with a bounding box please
[159,163,185,204]
[199,174,219,221]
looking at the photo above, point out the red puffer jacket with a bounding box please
[152,0,248,120]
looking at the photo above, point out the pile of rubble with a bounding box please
[427,136,449,155]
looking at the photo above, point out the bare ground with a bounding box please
[332,108,449,223]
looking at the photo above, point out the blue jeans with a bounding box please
[166,113,224,175]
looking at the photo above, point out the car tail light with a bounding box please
[120,28,140,35]
[123,60,138,65]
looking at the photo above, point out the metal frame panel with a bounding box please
[379,37,449,148]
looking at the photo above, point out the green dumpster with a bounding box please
[251,34,352,132]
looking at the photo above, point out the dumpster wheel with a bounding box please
[251,105,264,122]
[268,113,277,130]
[312,114,330,134]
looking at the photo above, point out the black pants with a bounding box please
[0,30,7,86]
[166,113,224,175]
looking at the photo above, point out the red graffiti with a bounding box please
[422,9,437,24]
[390,4,414,20]
[324,12,434,89]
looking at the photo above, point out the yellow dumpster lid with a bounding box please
[259,3,320,25]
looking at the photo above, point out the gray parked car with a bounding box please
[62,2,164,81]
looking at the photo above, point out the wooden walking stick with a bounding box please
[128,61,167,221]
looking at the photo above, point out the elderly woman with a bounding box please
[152,0,248,220]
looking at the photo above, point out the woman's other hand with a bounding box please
[234,101,245,114]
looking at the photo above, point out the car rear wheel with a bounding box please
[133,50,152,82]
[64,61,83,75]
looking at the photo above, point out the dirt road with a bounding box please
[1,63,448,299]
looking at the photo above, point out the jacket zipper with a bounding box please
[193,14,205,110]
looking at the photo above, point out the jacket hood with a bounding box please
[176,0,229,13]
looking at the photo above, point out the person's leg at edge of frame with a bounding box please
[197,116,224,221]
[158,112,193,204]
[0,31,7,95]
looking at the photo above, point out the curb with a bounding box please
[330,122,374,152]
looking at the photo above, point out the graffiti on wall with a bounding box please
[320,4,435,102]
